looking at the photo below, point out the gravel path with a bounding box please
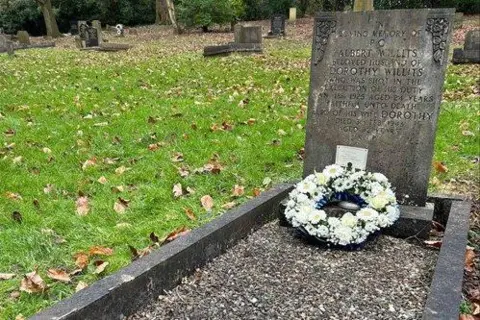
[130,222,437,320]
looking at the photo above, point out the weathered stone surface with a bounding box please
[453,29,480,64]
[238,26,262,44]
[229,42,262,52]
[269,15,286,36]
[289,7,297,21]
[303,9,455,206]
[454,12,463,29]
[16,30,30,45]
[203,44,231,56]
[70,20,79,35]
[92,20,103,45]
[233,24,242,43]
[85,27,99,47]
[78,21,88,40]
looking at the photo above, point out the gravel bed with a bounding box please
[130,221,438,320]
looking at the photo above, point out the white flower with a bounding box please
[289,189,299,198]
[316,225,329,238]
[343,180,354,190]
[369,182,384,196]
[333,225,353,245]
[304,223,316,235]
[350,171,365,181]
[296,193,309,204]
[364,222,378,232]
[297,180,317,195]
[309,209,327,224]
[327,217,341,227]
[341,212,358,228]
[296,205,314,224]
[369,195,390,210]
[323,164,344,179]
[314,171,328,185]
[356,208,379,221]
[386,205,400,222]
[286,200,296,208]
[372,172,388,183]
[377,214,391,228]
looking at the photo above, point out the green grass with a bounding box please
[0,34,478,318]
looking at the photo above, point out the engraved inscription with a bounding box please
[314,18,336,65]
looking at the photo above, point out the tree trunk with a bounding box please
[353,0,374,12]
[156,0,170,24]
[35,0,61,38]
[165,0,181,33]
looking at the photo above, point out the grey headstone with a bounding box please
[303,9,455,206]
[92,20,103,45]
[17,30,30,45]
[270,15,286,36]
[452,29,480,64]
[454,12,463,29]
[70,21,79,35]
[233,24,243,43]
[239,26,262,44]
[85,27,99,47]
[78,21,88,40]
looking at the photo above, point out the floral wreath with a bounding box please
[284,164,400,248]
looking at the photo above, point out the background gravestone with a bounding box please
[17,31,30,45]
[269,15,286,37]
[238,26,262,44]
[92,20,103,45]
[78,21,88,40]
[303,9,455,206]
[85,27,99,47]
[453,30,480,64]
[70,21,79,35]
[289,7,296,21]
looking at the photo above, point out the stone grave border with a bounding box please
[30,184,471,320]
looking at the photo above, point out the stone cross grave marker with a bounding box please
[303,9,455,206]
[270,15,286,36]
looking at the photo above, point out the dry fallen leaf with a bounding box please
[433,161,448,173]
[115,166,129,175]
[11,211,22,223]
[166,226,191,242]
[73,252,89,269]
[20,269,47,293]
[93,261,109,274]
[88,246,113,256]
[232,185,245,197]
[462,130,475,136]
[183,208,196,221]
[173,183,183,198]
[82,158,97,170]
[75,281,88,292]
[465,247,476,272]
[222,201,236,209]
[43,184,54,194]
[113,197,130,214]
[177,166,190,177]
[47,269,71,283]
[6,192,22,200]
[76,196,89,216]
[171,152,184,162]
[253,188,261,197]
[0,273,16,280]
[97,176,107,184]
[201,195,214,211]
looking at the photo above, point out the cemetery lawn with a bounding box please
[0,20,479,319]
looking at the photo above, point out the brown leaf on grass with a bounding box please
[93,261,109,274]
[88,246,114,256]
[33,199,40,209]
[177,166,190,177]
[247,118,256,125]
[462,130,475,137]
[129,245,154,261]
[73,252,89,269]
[115,166,130,175]
[0,273,16,280]
[173,183,183,198]
[75,281,88,292]
[114,197,130,214]
[97,176,107,184]
[297,147,305,160]
[11,211,22,223]
[4,128,15,137]
[252,188,261,197]
[183,208,196,221]
[433,161,448,173]
[232,185,245,197]
[43,184,54,194]
[459,314,475,320]
[6,192,22,200]
[10,291,20,299]
[171,152,184,162]
[201,195,214,211]
[47,269,71,283]
[166,226,191,242]
[465,247,476,272]
[424,240,442,249]
[42,147,52,154]
[111,185,125,193]
[150,232,160,243]
[12,156,23,164]
[222,121,233,131]
[20,270,47,293]
[472,303,480,316]
[82,157,97,170]
[69,269,83,276]
[222,201,236,209]
[76,196,89,216]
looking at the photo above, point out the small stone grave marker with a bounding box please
[238,26,262,44]
[268,15,286,37]
[452,29,480,64]
[70,21,79,35]
[85,27,99,47]
[92,20,103,45]
[303,9,455,206]
[17,31,30,45]
[78,21,88,41]
[289,7,297,21]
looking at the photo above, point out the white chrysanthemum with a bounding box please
[364,222,378,232]
[327,217,341,227]
[332,179,347,192]
[315,225,329,238]
[296,193,309,204]
[314,171,328,186]
[289,189,299,198]
[341,212,358,228]
[297,180,317,195]
[386,205,400,222]
[333,225,354,245]
[343,180,354,190]
[356,208,379,221]
[369,182,384,196]
[350,170,365,181]
[284,209,296,219]
[304,223,316,235]
[369,195,390,210]
[372,172,388,183]
[377,214,391,228]
[286,199,296,209]
[323,164,344,179]
[308,209,327,224]
[296,205,314,224]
